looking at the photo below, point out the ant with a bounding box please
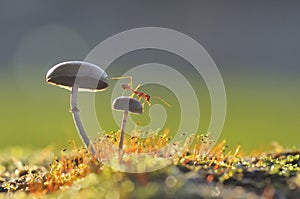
[111,76,171,108]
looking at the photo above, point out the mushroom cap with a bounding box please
[46,61,109,91]
[112,96,143,114]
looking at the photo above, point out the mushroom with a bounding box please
[112,96,143,160]
[46,61,109,154]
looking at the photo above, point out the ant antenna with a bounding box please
[111,76,133,88]
[152,96,171,107]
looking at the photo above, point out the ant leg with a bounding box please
[137,96,145,109]
[147,100,151,106]
[131,84,141,98]
[134,84,141,91]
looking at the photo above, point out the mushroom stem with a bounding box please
[70,84,95,155]
[118,110,128,161]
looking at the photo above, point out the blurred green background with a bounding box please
[1,69,299,153]
[0,1,299,153]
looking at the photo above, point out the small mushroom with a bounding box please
[46,61,109,154]
[112,96,143,160]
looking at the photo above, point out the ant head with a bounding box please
[121,84,130,90]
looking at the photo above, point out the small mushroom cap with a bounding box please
[46,61,109,91]
[112,96,143,114]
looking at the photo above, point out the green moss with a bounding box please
[0,136,299,198]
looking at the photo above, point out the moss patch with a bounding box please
[0,134,299,198]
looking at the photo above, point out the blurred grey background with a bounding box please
[1,1,300,73]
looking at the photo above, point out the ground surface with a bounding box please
[0,140,299,199]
